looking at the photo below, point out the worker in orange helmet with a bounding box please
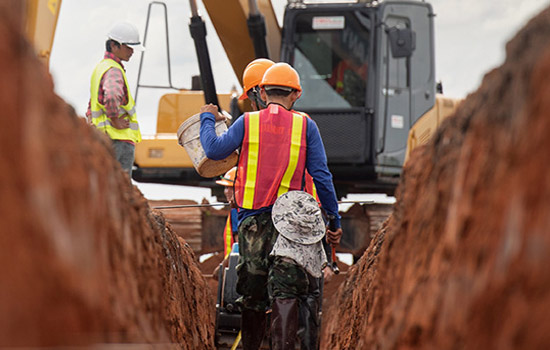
[239,58,275,110]
[199,62,343,350]
[239,59,334,350]
[212,167,238,281]
[216,167,238,259]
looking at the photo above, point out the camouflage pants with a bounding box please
[236,211,309,312]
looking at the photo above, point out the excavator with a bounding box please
[22,0,62,67]
[129,1,460,348]
[131,0,460,201]
[21,0,459,200]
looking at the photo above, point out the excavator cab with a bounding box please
[280,1,435,196]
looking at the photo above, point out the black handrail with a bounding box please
[134,1,182,103]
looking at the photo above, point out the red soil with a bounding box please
[322,6,550,349]
[0,5,214,348]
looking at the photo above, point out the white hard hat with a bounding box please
[107,22,145,51]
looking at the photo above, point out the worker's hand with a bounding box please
[323,265,335,283]
[110,116,130,129]
[326,227,343,246]
[200,104,225,121]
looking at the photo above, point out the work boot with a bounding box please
[298,295,320,350]
[241,309,267,350]
[271,298,299,350]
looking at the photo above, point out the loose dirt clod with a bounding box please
[322,6,550,350]
[0,5,214,348]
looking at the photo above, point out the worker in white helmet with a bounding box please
[86,21,145,177]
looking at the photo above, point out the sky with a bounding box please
[49,0,550,202]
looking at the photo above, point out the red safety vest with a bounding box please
[235,104,308,209]
[223,214,234,258]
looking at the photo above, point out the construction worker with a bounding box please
[216,167,238,259]
[199,62,343,350]
[238,58,275,110]
[238,57,333,350]
[211,167,238,282]
[86,22,144,177]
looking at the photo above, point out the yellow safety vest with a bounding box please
[223,214,234,258]
[89,59,141,143]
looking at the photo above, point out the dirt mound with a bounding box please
[322,6,550,350]
[0,5,214,348]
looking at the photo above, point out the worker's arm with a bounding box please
[101,68,129,129]
[199,109,244,160]
[304,118,341,230]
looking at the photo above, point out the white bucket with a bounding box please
[177,113,238,178]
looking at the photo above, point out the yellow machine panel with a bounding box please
[405,94,462,162]
[156,91,233,133]
[135,91,233,169]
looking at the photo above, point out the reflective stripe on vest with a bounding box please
[277,114,305,197]
[89,59,141,143]
[223,214,234,258]
[304,171,320,204]
[293,112,320,204]
[235,105,308,209]
[242,112,260,209]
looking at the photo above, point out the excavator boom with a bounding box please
[202,0,281,79]
[24,0,62,66]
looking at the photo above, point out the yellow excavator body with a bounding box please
[134,91,233,169]
[405,94,462,163]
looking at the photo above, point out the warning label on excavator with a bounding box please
[391,115,404,129]
[313,16,345,30]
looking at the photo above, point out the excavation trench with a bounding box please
[3,1,550,349]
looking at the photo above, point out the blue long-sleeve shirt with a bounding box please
[200,107,341,228]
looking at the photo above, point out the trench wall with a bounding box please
[322,6,550,349]
[0,4,214,348]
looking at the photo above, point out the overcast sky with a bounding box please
[49,0,550,200]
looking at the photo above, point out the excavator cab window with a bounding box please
[291,10,371,110]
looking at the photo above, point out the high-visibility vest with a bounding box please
[304,170,320,204]
[89,59,141,143]
[235,104,308,209]
[292,111,320,204]
[223,213,234,258]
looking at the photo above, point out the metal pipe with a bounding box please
[247,0,270,58]
[152,200,376,210]
[188,0,220,107]
[152,203,230,209]
[135,2,182,102]
[189,0,199,17]
[248,0,260,16]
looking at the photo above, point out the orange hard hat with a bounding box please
[239,58,275,100]
[259,62,302,92]
[216,167,237,186]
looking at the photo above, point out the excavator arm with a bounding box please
[202,0,281,80]
[24,0,62,66]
